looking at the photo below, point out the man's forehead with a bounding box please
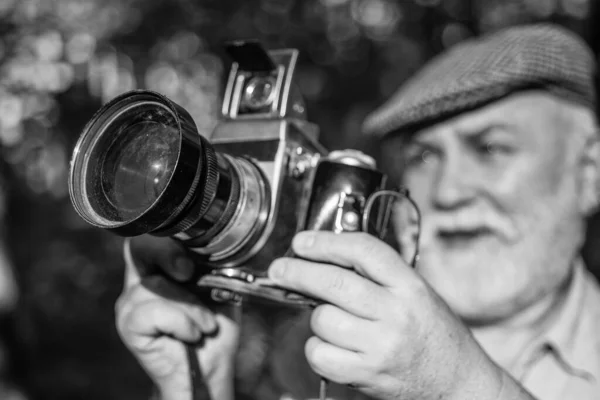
[407,91,562,141]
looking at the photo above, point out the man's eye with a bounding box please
[421,149,434,163]
[405,149,435,166]
[482,141,512,156]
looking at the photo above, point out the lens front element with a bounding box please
[102,119,179,221]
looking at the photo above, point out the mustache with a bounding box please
[392,206,508,231]
[426,212,517,240]
[430,214,501,232]
[393,210,517,245]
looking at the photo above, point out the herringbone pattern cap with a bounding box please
[362,23,596,138]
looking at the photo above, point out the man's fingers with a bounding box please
[120,299,200,347]
[118,297,218,351]
[304,336,366,387]
[291,231,411,287]
[269,258,387,319]
[310,304,376,352]
[116,277,218,342]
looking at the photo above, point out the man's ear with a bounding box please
[579,133,600,216]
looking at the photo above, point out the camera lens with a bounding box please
[69,90,270,262]
[69,90,221,236]
[102,115,179,221]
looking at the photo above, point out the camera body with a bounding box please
[68,40,399,308]
[189,41,390,306]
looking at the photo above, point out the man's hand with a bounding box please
[268,231,528,400]
[115,235,240,400]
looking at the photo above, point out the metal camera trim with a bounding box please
[183,154,271,261]
[221,48,301,120]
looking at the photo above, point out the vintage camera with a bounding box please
[68,40,415,307]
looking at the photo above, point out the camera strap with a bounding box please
[186,343,212,400]
[319,378,328,400]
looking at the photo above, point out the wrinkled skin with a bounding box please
[268,230,510,400]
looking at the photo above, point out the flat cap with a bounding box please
[362,23,597,138]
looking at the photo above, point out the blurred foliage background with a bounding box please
[0,0,597,399]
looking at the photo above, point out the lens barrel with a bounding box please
[69,91,251,247]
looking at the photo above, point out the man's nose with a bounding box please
[432,154,477,210]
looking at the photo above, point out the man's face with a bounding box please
[383,92,591,324]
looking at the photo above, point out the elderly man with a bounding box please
[116,23,600,400]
